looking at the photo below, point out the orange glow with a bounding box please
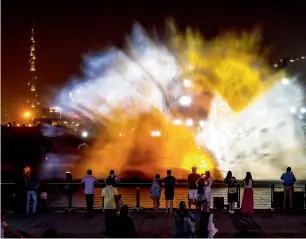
[72,108,222,180]
[71,23,281,180]
[24,112,31,118]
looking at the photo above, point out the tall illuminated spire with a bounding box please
[28,22,39,112]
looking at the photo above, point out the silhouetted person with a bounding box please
[102,178,118,233]
[224,171,238,214]
[105,170,119,187]
[111,205,137,238]
[281,167,296,213]
[188,167,201,210]
[173,201,196,238]
[26,173,39,214]
[164,170,176,213]
[197,200,218,238]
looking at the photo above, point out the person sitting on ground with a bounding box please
[105,170,119,187]
[117,194,123,212]
[1,211,25,238]
[43,228,58,238]
[111,205,137,238]
[197,200,218,238]
[173,201,196,238]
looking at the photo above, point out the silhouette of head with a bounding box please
[87,169,92,175]
[120,205,129,217]
[167,170,171,175]
[286,167,291,172]
[192,167,197,173]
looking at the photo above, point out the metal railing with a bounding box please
[1,182,305,212]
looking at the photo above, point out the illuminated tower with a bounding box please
[27,23,40,115]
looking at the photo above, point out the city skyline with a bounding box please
[2,1,306,118]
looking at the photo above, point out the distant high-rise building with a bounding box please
[27,23,40,116]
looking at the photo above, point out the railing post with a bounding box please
[136,187,140,209]
[237,183,241,208]
[271,184,275,209]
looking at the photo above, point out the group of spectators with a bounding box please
[3,166,297,238]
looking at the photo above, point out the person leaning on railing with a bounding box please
[105,170,120,187]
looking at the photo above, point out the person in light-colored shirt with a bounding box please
[102,178,118,233]
[81,169,97,212]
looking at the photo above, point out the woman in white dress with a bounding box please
[204,170,214,210]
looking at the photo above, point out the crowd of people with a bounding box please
[1,166,297,238]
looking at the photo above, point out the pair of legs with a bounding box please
[152,196,160,211]
[85,194,94,212]
[104,209,117,232]
[283,186,294,212]
[26,191,37,214]
[165,191,174,213]
[188,189,197,210]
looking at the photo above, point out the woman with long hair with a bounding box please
[241,172,254,216]
[204,170,214,211]
[224,171,238,214]
[151,174,161,212]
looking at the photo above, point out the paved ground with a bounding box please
[5,211,306,238]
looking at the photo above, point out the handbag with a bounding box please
[229,187,237,194]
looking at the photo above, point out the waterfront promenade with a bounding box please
[5,211,306,237]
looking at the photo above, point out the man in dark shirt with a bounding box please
[26,174,38,214]
[164,170,176,213]
[188,167,201,209]
[105,170,119,187]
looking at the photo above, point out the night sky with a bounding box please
[2,0,306,117]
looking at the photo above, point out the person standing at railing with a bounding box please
[105,170,119,187]
[280,167,296,213]
[164,169,176,214]
[26,173,39,215]
[241,172,254,217]
[204,170,213,211]
[102,177,118,234]
[188,167,201,210]
[224,171,238,214]
[151,174,161,212]
[81,169,97,213]
[196,174,206,211]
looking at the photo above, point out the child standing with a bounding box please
[150,174,161,212]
